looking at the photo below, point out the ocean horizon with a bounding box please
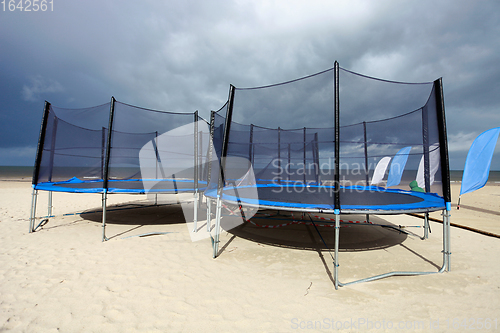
[2,166,500,183]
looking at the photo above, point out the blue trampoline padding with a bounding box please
[204,183,446,213]
[35,177,207,194]
[35,177,104,193]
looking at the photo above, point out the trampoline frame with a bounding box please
[204,184,446,214]
[209,62,452,288]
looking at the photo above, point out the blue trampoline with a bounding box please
[29,98,210,240]
[35,177,207,194]
[206,62,452,288]
[204,184,445,214]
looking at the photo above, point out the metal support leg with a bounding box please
[443,209,451,271]
[102,191,108,242]
[334,213,340,290]
[424,212,429,239]
[213,196,222,258]
[29,188,38,233]
[333,209,449,288]
[447,211,451,271]
[207,198,212,232]
[48,191,53,217]
[193,189,198,232]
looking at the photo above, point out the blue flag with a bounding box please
[386,146,412,187]
[460,127,500,195]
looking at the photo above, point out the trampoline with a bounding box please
[35,177,207,194]
[206,62,452,288]
[204,184,445,214]
[29,97,211,240]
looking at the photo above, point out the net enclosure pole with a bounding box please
[193,111,199,232]
[333,61,341,289]
[101,96,116,242]
[434,78,451,205]
[101,127,106,180]
[46,117,58,183]
[154,131,159,206]
[206,111,216,232]
[218,86,236,195]
[422,99,431,239]
[303,127,307,184]
[287,143,291,182]
[32,101,51,187]
[314,132,320,184]
[45,116,59,220]
[199,128,204,204]
[334,61,340,211]
[278,127,281,183]
[30,101,51,232]
[103,97,116,200]
[249,124,254,169]
[363,121,370,224]
[207,111,216,185]
[214,85,236,258]
[434,78,451,270]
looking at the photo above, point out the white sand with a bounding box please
[1,181,499,332]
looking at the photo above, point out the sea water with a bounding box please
[1,166,499,184]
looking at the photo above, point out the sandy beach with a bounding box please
[1,180,499,332]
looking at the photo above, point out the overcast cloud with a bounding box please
[0,0,499,169]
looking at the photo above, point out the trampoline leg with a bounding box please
[102,191,108,242]
[332,209,449,288]
[334,213,340,290]
[424,212,429,239]
[207,198,211,232]
[193,189,198,232]
[48,191,53,217]
[448,211,451,271]
[29,188,38,233]
[443,209,451,271]
[213,196,222,258]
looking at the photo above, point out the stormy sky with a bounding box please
[1,0,499,169]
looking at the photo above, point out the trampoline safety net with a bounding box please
[206,63,450,214]
[32,99,211,194]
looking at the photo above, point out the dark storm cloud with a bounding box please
[0,0,499,169]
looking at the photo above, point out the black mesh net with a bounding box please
[34,99,209,193]
[338,69,443,196]
[33,65,447,212]
[207,65,448,213]
[37,103,111,183]
[108,101,199,184]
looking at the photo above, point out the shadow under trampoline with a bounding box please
[79,201,188,239]
[218,211,410,253]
